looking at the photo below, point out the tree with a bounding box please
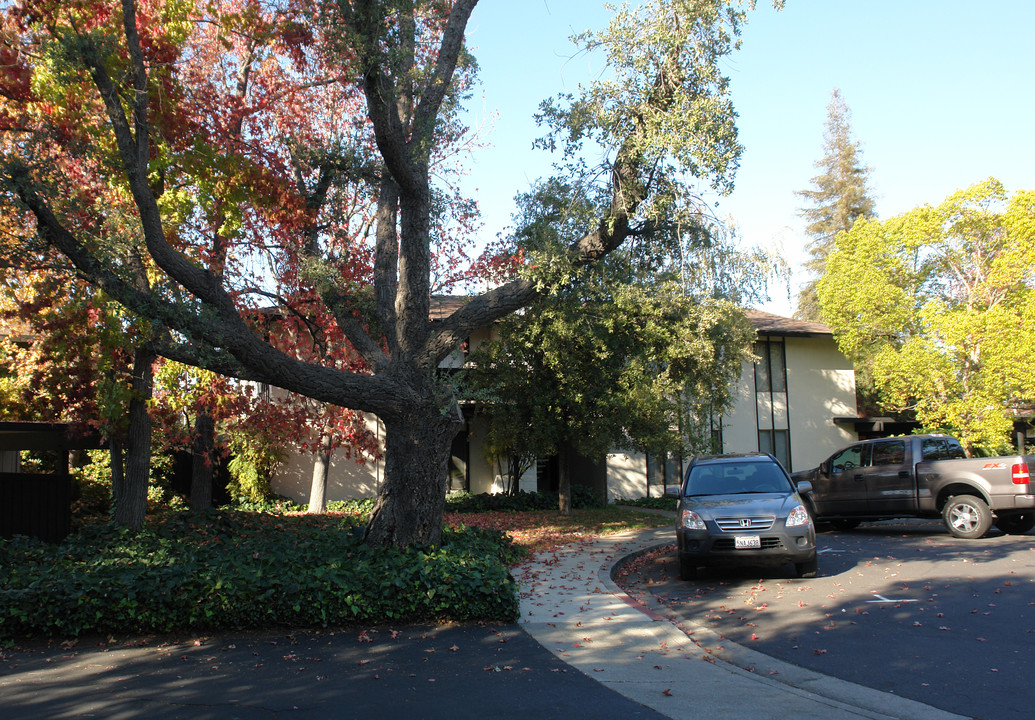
[818,178,1035,454]
[467,179,771,514]
[2,0,767,546]
[795,89,876,321]
[0,269,156,527]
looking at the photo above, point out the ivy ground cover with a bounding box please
[1,506,671,640]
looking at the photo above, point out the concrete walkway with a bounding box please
[514,526,968,720]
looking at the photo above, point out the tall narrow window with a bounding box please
[754,339,791,469]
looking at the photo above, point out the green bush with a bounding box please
[0,510,518,639]
[614,496,677,511]
[445,488,606,513]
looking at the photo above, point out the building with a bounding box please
[270,306,859,505]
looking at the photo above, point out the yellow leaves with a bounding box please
[822,178,1035,452]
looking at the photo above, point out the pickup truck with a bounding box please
[791,434,1034,538]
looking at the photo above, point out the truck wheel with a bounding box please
[943,495,992,539]
[678,557,698,581]
[794,557,818,578]
[994,513,1035,535]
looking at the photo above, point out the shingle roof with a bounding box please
[744,309,833,337]
[429,299,834,337]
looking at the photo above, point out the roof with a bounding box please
[429,295,470,321]
[744,309,833,337]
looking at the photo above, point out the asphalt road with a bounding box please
[615,519,1035,720]
[0,624,671,720]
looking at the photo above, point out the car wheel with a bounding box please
[830,519,861,531]
[794,557,818,578]
[943,495,992,539]
[994,512,1035,535]
[678,557,698,581]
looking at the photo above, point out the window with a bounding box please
[758,429,789,469]
[831,444,867,473]
[754,340,787,393]
[922,437,967,461]
[646,451,682,496]
[754,339,790,468]
[872,441,906,466]
[921,438,947,461]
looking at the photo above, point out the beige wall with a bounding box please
[606,451,647,501]
[272,414,383,503]
[784,336,857,472]
[718,335,856,473]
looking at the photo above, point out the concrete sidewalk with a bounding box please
[515,526,968,720]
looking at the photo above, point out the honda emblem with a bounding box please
[739,518,751,528]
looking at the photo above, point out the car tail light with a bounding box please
[1012,464,1030,485]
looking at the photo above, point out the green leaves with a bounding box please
[0,510,518,639]
[819,178,1035,453]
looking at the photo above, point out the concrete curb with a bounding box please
[518,527,970,720]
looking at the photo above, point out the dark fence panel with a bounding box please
[0,472,71,543]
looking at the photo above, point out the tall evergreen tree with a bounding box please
[795,89,876,321]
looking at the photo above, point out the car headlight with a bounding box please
[786,504,811,528]
[681,509,706,530]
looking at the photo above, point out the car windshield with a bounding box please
[685,462,789,496]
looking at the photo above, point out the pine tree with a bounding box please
[795,89,876,321]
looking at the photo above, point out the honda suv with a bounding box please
[675,453,817,580]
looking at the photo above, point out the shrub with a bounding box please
[614,496,677,511]
[445,488,606,513]
[0,510,518,639]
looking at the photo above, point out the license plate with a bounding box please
[735,535,761,549]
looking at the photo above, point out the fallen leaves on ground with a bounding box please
[445,508,670,561]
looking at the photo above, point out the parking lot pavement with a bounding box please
[516,526,966,720]
[616,520,1034,720]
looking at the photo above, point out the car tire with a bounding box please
[794,557,818,578]
[678,557,698,581]
[943,495,993,539]
[994,512,1035,535]
[830,519,861,531]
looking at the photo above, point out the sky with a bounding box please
[458,0,1035,316]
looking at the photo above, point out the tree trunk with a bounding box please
[112,347,154,529]
[558,443,572,517]
[190,410,215,511]
[364,411,462,547]
[308,433,332,514]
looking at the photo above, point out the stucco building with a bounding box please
[270,308,859,504]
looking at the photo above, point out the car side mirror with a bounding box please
[663,485,680,498]
[796,480,813,496]
[821,460,831,476]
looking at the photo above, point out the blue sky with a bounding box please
[459,0,1035,316]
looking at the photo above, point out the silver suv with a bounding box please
[675,453,817,580]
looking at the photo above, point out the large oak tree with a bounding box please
[1,0,764,546]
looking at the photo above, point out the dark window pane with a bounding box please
[773,429,790,469]
[758,429,773,455]
[770,342,787,392]
[754,342,771,392]
[922,438,946,461]
[872,441,905,466]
